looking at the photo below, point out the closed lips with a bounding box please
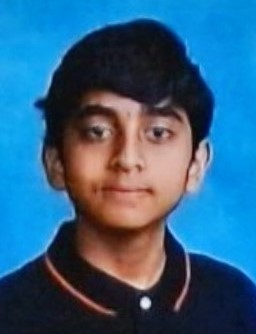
[102,186,151,193]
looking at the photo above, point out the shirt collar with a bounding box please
[45,222,190,317]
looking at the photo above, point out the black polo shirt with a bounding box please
[0,222,256,334]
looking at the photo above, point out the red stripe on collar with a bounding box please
[173,250,191,312]
[44,255,117,317]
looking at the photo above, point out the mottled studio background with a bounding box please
[0,0,256,280]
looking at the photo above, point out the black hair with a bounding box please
[35,18,214,149]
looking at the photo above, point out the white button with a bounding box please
[139,296,152,310]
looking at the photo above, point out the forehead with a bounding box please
[79,90,189,125]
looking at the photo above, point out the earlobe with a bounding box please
[42,146,66,190]
[185,140,212,193]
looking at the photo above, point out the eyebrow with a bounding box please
[143,105,184,123]
[76,105,117,120]
[75,104,184,123]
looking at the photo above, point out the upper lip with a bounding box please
[102,185,151,192]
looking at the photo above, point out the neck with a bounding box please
[75,219,166,290]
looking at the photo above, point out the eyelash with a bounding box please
[80,125,113,141]
[79,124,174,143]
[145,126,174,143]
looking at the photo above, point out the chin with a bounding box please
[93,210,163,233]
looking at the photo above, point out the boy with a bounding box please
[0,19,255,333]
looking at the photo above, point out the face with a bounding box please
[44,90,208,232]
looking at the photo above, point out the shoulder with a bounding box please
[189,252,256,292]
[189,252,256,325]
[0,256,47,313]
[0,256,45,290]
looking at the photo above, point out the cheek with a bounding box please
[63,147,106,190]
[149,143,192,176]
[154,164,188,196]
[147,142,192,196]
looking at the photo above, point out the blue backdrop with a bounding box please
[0,1,256,281]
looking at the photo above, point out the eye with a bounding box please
[145,126,173,143]
[81,125,113,141]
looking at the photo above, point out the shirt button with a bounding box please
[139,296,152,310]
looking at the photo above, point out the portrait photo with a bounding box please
[0,1,255,333]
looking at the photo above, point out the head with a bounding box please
[36,18,214,151]
[36,19,214,232]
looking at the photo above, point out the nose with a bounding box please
[109,130,146,172]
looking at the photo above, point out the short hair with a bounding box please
[35,18,214,149]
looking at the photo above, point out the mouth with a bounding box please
[102,186,151,193]
[101,186,152,201]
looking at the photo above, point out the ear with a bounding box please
[185,140,212,193]
[42,146,66,190]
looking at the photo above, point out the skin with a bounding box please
[44,90,209,289]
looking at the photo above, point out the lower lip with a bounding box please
[102,189,149,201]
